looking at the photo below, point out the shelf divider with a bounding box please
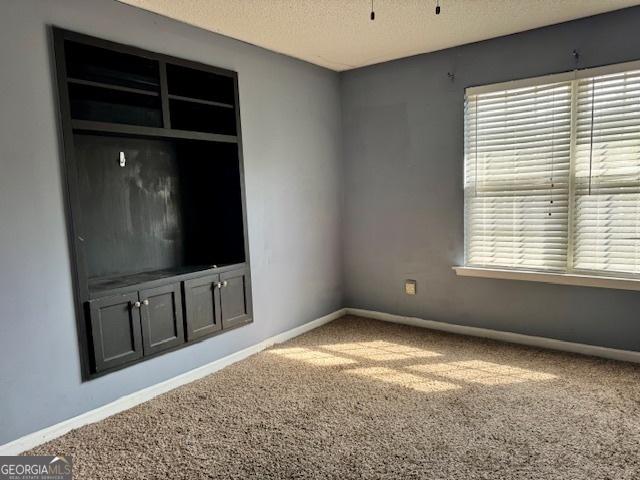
[159,61,172,129]
[71,119,238,143]
[168,94,234,109]
[67,77,159,97]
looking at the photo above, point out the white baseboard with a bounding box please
[345,308,640,364]
[0,308,346,456]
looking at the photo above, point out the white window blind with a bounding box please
[573,70,640,275]
[464,63,640,278]
[464,82,572,271]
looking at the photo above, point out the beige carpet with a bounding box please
[27,316,640,479]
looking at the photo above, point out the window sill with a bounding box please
[453,266,640,292]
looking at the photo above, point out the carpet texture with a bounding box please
[26,316,640,479]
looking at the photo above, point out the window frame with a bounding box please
[460,59,640,289]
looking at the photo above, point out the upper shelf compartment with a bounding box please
[65,40,160,92]
[166,63,235,106]
[64,40,163,128]
[60,32,240,139]
[68,82,163,128]
[166,63,237,135]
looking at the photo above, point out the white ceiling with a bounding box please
[117,0,640,71]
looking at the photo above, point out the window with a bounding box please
[464,62,640,278]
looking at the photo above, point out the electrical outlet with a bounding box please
[404,279,417,295]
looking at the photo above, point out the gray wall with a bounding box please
[0,0,342,444]
[341,8,640,353]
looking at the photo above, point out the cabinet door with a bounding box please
[88,293,143,372]
[139,283,185,355]
[184,274,222,341]
[220,268,251,329]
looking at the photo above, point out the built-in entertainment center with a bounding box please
[53,28,252,379]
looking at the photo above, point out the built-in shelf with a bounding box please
[168,99,237,135]
[65,38,160,92]
[67,77,160,97]
[168,94,233,109]
[166,62,235,106]
[71,119,238,143]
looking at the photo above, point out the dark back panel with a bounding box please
[177,141,246,267]
[75,134,185,279]
[169,99,236,135]
[65,39,160,91]
[69,83,163,127]
[166,63,234,104]
[75,134,246,280]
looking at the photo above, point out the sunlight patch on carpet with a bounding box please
[267,347,357,366]
[407,360,557,385]
[321,340,442,361]
[346,366,460,392]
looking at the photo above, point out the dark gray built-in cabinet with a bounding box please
[52,28,253,379]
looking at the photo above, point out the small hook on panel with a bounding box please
[572,49,580,64]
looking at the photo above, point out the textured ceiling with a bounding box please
[117,0,640,71]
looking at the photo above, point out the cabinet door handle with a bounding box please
[216,282,222,289]
[133,301,141,308]
[222,280,228,287]
[142,299,149,306]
